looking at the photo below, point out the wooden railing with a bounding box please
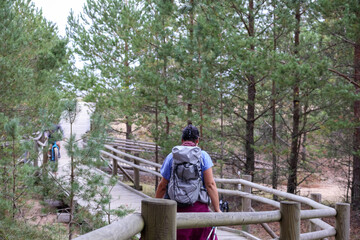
[106,138,158,153]
[73,141,350,240]
[1,131,48,167]
[32,131,49,167]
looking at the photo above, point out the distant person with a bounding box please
[45,123,64,176]
[47,123,64,156]
[47,123,64,176]
[155,121,220,240]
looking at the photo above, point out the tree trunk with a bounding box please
[220,87,224,182]
[347,156,351,203]
[271,0,278,196]
[301,103,308,163]
[197,45,204,140]
[162,21,170,136]
[69,125,74,240]
[272,74,278,193]
[124,37,132,141]
[155,100,159,190]
[187,0,194,119]
[352,39,360,210]
[126,117,131,140]
[245,79,256,178]
[245,0,256,179]
[287,3,301,194]
[12,138,16,219]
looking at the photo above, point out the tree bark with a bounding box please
[69,124,74,240]
[12,138,16,219]
[155,100,159,190]
[301,103,308,163]
[162,19,170,135]
[245,0,256,179]
[272,72,278,193]
[245,79,256,178]
[187,103,192,117]
[271,0,278,195]
[220,86,224,182]
[124,37,132,141]
[352,39,360,210]
[197,43,204,139]
[187,0,194,119]
[126,117,131,140]
[287,3,301,194]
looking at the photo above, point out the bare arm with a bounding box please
[203,167,221,212]
[155,177,169,198]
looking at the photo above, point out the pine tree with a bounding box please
[67,0,142,139]
[0,0,69,220]
[318,0,360,209]
[212,0,274,179]
[0,0,68,125]
[272,0,332,193]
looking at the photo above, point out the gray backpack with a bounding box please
[167,146,209,206]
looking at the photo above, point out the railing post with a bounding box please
[280,201,300,240]
[33,139,39,167]
[335,203,350,240]
[41,133,48,166]
[112,146,118,176]
[134,153,142,190]
[242,174,252,232]
[309,193,322,239]
[141,198,177,240]
[42,146,48,166]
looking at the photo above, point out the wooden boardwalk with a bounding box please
[58,101,248,240]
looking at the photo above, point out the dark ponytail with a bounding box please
[182,120,199,142]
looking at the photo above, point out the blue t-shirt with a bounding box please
[160,149,214,181]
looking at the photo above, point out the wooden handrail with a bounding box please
[214,178,336,212]
[301,209,336,219]
[100,150,162,177]
[107,142,157,151]
[218,188,280,208]
[251,207,278,239]
[107,138,157,147]
[37,139,47,147]
[177,210,281,229]
[73,213,144,240]
[103,145,162,168]
[310,218,333,230]
[32,131,43,141]
[107,145,153,153]
[300,228,336,240]
[95,148,349,240]
[72,180,349,240]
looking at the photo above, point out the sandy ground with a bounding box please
[22,200,58,226]
[297,181,346,203]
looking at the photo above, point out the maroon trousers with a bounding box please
[177,202,218,240]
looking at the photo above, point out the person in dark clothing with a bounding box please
[47,123,64,158]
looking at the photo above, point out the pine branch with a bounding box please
[328,68,360,88]
[254,0,267,16]
[279,111,292,133]
[231,3,251,36]
[263,120,290,146]
[233,110,247,122]
[253,105,273,122]
[330,32,356,46]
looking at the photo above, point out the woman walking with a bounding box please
[155,121,220,240]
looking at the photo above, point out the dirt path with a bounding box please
[297,181,346,203]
